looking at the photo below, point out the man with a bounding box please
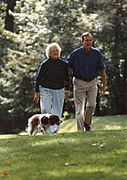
[67,32,106,131]
[33,42,70,133]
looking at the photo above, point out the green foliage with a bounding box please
[0,0,127,133]
[0,1,6,30]
[43,0,100,57]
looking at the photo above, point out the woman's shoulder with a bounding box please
[40,58,49,65]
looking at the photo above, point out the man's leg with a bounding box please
[73,78,86,132]
[85,80,98,127]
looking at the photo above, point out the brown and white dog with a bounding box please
[27,113,62,136]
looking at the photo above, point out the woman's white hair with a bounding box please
[45,42,62,58]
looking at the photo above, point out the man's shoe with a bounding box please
[84,122,91,131]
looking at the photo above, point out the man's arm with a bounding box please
[100,69,106,95]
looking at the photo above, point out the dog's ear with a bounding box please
[50,114,59,120]
[41,116,49,125]
[49,114,61,125]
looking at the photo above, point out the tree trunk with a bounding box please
[5,0,16,32]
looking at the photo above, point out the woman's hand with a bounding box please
[64,90,71,99]
[33,92,40,103]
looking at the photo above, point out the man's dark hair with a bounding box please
[81,32,93,42]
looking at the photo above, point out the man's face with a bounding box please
[50,45,60,60]
[83,35,93,51]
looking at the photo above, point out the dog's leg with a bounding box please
[41,127,46,134]
[32,129,38,136]
[37,124,46,135]
[28,126,33,136]
[28,126,38,136]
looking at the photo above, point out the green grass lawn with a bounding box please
[59,114,127,133]
[0,115,127,180]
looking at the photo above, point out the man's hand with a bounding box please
[33,92,40,103]
[101,85,106,95]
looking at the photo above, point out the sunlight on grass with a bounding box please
[116,149,127,154]
[31,135,78,147]
[104,125,121,130]
[59,118,76,133]
[59,115,127,133]
[0,147,8,153]
[77,167,111,174]
[19,115,127,135]
[0,126,127,180]
[45,166,112,179]
[31,139,58,146]
[48,171,65,179]
[0,134,17,140]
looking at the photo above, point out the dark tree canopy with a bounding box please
[0,0,127,133]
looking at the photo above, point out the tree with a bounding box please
[1,0,127,133]
[0,0,100,132]
[0,0,16,32]
[86,0,127,115]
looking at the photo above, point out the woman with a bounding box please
[33,42,70,133]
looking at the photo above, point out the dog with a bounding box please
[27,113,62,136]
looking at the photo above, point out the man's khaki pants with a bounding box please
[73,77,98,131]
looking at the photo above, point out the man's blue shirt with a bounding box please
[67,47,106,80]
